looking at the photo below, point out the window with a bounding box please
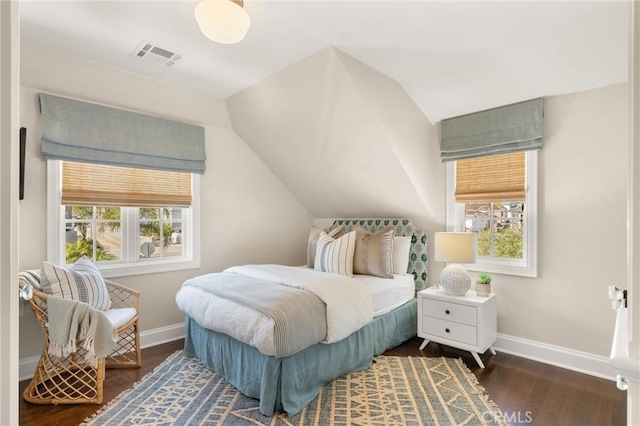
[446,151,537,277]
[48,160,200,278]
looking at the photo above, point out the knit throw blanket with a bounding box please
[47,296,118,368]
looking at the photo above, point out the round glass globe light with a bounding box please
[195,0,250,44]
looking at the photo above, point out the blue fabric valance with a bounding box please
[39,93,206,174]
[440,98,543,162]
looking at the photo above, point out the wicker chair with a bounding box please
[19,278,141,405]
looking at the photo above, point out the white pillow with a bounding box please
[314,231,356,277]
[40,256,112,311]
[392,236,412,274]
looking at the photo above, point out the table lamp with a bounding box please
[434,232,477,296]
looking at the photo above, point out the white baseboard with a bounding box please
[494,333,617,381]
[19,322,186,381]
[19,355,40,382]
[140,322,185,349]
[19,325,616,382]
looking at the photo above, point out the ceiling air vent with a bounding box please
[132,41,182,67]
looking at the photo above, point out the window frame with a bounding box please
[445,151,538,277]
[47,159,201,278]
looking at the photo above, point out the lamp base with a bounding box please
[440,263,471,296]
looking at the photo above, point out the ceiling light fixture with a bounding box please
[194,0,250,45]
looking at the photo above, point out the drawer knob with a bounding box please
[445,328,450,333]
[445,310,450,315]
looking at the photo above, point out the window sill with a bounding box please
[466,259,537,278]
[97,258,200,279]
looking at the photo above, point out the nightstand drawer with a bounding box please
[422,317,478,346]
[422,298,477,326]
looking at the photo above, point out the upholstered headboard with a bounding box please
[326,219,428,292]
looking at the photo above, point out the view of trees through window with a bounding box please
[464,202,524,259]
[64,206,184,264]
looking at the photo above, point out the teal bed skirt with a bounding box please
[184,297,417,416]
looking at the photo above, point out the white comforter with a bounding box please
[176,264,374,356]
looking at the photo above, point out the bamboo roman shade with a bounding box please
[455,152,525,202]
[441,98,543,162]
[39,93,206,174]
[62,161,192,207]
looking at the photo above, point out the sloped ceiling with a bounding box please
[19,1,628,123]
[226,47,444,219]
[18,1,628,222]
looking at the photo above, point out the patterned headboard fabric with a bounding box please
[327,219,428,292]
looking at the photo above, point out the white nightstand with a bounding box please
[417,287,497,368]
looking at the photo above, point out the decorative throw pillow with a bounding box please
[352,226,395,278]
[307,225,345,268]
[40,256,111,311]
[314,230,356,276]
[392,236,412,274]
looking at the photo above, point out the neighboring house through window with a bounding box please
[445,151,538,277]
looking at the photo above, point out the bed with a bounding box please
[177,219,428,416]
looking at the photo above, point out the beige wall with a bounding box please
[493,82,628,356]
[229,47,447,282]
[17,42,627,364]
[18,43,313,360]
[319,83,628,358]
[227,47,444,220]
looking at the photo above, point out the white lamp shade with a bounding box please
[195,0,251,44]
[434,232,477,264]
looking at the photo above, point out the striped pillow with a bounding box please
[307,225,345,268]
[40,256,111,311]
[314,231,356,276]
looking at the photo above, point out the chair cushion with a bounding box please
[103,308,137,329]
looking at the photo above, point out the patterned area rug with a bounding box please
[82,351,506,425]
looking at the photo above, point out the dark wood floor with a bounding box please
[19,340,184,426]
[19,337,626,426]
[386,337,626,426]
